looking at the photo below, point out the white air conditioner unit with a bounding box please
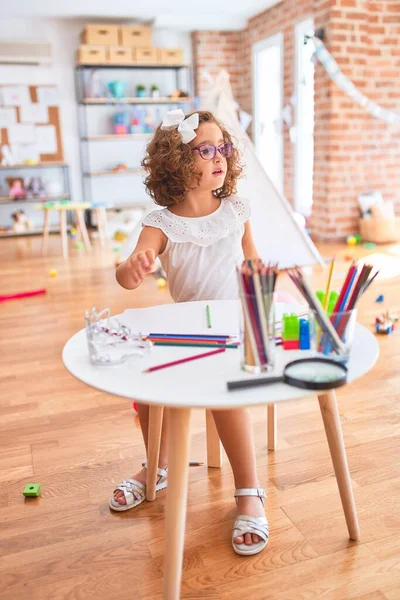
[0,40,53,65]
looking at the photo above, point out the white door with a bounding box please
[294,18,315,216]
[252,33,284,195]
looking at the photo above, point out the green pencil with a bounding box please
[154,342,238,349]
[206,304,212,328]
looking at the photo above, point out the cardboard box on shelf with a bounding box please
[81,24,119,46]
[77,45,107,65]
[120,26,152,48]
[159,48,184,65]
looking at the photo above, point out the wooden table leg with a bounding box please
[206,410,223,468]
[60,210,68,260]
[318,390,360,540]
[146,405,164,502]
[267,404,278,451]
[164,407,191,600]
[41,209,50,256]
[95,208,105,247]
[75,209,92,251]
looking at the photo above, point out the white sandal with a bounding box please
[108,462,168,512]
[232,488,269,556]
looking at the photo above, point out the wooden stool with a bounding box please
[35,202,92,260]
[90,202,112,248]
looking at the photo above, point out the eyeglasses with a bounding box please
[192,142,233,161]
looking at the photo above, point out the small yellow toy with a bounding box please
[346,236,357,246]
[49,269,57,278]
[157,277,167,289]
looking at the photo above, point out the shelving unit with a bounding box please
[75,63,194,214]
[0,163,71,238]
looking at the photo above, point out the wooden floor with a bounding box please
[1,234,400,600]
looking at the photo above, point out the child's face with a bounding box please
[190,122,228,192]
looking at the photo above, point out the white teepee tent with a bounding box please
[203,70,323,268]
[120,71,323,268]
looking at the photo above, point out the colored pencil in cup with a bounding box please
[143,347,225,373]
[206,305,212,328]
[153,342,238,349]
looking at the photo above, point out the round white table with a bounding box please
[63,300,379,600]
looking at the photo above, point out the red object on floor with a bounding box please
[0,288,46,302]
[282,340,300,350]
[133,402,138,413]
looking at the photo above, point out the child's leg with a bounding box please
[114,404,168,505]
[211,408,265,546]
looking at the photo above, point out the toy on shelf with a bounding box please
[170,89,189,99]
[129,108,142,134]
[112,163,128,173]
[113,111,129,135]
[6,177,26,199]
[107,81,127,99]
[10,210,32,233]
[375,311,398,335]
[143,109,155,133]
[25,176,46,198]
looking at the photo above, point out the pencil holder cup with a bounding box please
[239,292,275,373]
[84,307,152,366]
[309,308,357,364]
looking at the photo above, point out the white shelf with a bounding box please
[82,134,152,141]
[85,168,143,177]
[81,97,192,105]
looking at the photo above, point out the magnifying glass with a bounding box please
[227,358,348,392]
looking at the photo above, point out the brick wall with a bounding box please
[192,0,400,242]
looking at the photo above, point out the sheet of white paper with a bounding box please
[35,125,57,154]
[2,85,31,106]
[11,143,40,163]
[36,87,59,106]
[8,124,36,145]
[121,301,306,336]
[0,108,17,128]
[20,103,49,124]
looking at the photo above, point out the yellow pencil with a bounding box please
[323,258,335,312]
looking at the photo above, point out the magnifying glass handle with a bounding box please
[227,376,284,391]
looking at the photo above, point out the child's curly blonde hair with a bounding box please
[141,110,243,207]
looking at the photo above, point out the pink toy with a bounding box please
[7,177,26,199]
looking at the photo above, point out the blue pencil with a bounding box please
[149,333,230,340]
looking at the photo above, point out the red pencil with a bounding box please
[143,347,226,373]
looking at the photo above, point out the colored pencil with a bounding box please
[153,342,238,349]
[149,333,230,340]
[323,258,335,311]
[206,305,212,328]
[143,347,226,373]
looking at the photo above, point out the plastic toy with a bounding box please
[299,319,310,349]
[316,290,339,315]
[364,242,376,249]
[0,289,46,302]
[70,227,77,239]
[113,111,128,135]
[344,255,355,261]
[112,163,127,173]
[375,311,398,335]
[23,483,41,497]
[25,176,46,198]
[6,177,26,199]
[75,241,84,249]
[376,295,384,303]
[347,236,357,246]
[282,314,300,350]
[50,269,57,278]
[157,277,167,289]
[11,210,32,233]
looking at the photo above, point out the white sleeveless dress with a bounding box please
[142,196,250,303]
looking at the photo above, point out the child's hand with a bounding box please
[127,249,157,287]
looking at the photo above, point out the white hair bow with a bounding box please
[161,109,199,143]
